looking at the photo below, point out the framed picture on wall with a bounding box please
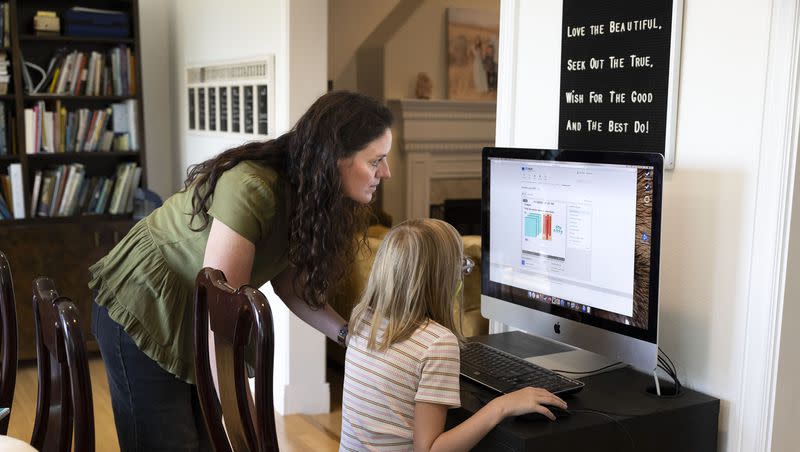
[446,8,500,100]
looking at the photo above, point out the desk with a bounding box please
[446,332,719,452]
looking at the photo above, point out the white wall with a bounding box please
[384,0,499,100]
[168,0,330,414]
[328,0,400,92]
[168,0,289,179]
[328,0,500,99]
[497,0,794,450]
[138,0,174,199]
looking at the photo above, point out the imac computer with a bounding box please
[481,147,662,373]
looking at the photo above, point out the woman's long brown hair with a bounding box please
[183,91,393,308]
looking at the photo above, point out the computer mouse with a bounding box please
[517,405,571,422]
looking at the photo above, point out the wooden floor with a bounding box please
[7,357,344,452]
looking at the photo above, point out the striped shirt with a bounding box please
[339,319,461,452]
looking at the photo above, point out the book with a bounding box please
[29,170,42,217]
[8,163,25,219]
[0,174,11,216]
[108,163,130,214]
[85,176,105,214]
[111,102,129,133]
[24,108,35,154]
[35,173,53,217]
[0,190,11,220]
[58,164,83,216]
[48,165,65,216]
[71,6,125,15]
[95,178,114,214]
[75,176,94,213]
[124,166,142,213]
[126,99,138,149]
[64,166,85,215]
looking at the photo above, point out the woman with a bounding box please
[90,91,393,451]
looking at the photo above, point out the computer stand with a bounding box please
[527,348,628,377]
[486,330,628,377]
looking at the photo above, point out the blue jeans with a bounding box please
[92,302,211,452]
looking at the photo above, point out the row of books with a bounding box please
[0,163,23,220]
[24,99,138,153]
[29,162,141,218]
[24,45,136,96]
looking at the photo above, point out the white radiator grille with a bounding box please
[186,56,275,137]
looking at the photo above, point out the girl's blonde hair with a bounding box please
[349,218,465,351]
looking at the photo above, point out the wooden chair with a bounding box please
[194,268,279,452]
[0,251,17,435]
[30,277,94,452]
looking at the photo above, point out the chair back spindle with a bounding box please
[194,267,279,452]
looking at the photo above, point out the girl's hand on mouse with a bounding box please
[490,387,567,420]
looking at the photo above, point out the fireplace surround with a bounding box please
[386,99,497,221]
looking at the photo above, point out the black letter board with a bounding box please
[558,0,681,167]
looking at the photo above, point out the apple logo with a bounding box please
[553,322,561,334]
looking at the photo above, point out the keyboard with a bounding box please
[460,341,585,395]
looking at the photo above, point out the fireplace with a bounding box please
[386,99,496,224]
[430,198,482,236]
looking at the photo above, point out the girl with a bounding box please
[341,219,567,452]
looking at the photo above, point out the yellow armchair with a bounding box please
[328,225,488,338]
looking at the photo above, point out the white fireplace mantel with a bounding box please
[387,99,496,220]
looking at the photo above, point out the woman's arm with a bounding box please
[413,387,568,452]
[271,267,347,343]
[201,219,257,394]
[202,219,256,288]
[202,218,346,343]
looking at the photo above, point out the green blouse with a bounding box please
[89,161,289,383]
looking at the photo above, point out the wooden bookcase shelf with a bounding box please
[0,0,146,359]
[19,33,135,44]
[24,94,137,101]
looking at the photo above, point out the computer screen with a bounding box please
[481,148,662,372]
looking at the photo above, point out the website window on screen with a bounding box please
[489,157,653,329]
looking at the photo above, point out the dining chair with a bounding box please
[0,251,17,435]
[31,277,94,452]
[194,267,279,452]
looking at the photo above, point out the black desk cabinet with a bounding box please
[447,332,719,452]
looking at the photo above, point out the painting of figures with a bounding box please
[447,8,499,100]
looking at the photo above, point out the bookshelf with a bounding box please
[0,0,146,359]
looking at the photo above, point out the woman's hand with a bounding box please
[273,266,349,343]
[489,387,567,421]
